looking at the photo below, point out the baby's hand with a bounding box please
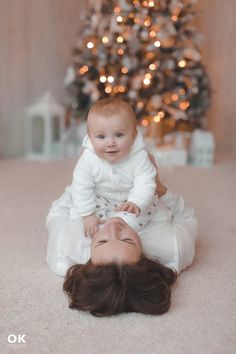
[83,214,102,237]
[115,201,140,217]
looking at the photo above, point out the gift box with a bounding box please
[189,129,215,167]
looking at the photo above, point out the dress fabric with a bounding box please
[46,190,198,276]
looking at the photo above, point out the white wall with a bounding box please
[196,0,236,153]
[0,0,89,157]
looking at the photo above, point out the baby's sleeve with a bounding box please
[70,150,96,217]
[127,150,157,211]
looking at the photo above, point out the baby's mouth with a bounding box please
[107,151,118,154]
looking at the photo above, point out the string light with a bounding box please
[102,36,109,44]
[105,85,112,93]
[145,73,152,80]
[143,78,151,85]
[153,110,165,122]
[100,75,107,83]
[146,52,155,59]
[179,88,186,95]
[179,101,190,110]
[117,16,123,23]
[154,40,161,47]
[107,75,114,83]
[137,101,144,109]
[78,65,89,75]
[141,119,149,126]
[119,85,125,92]
[171,93,179,101]
[178,59,187,68]
[144,19,151,27]
[114,6,120,13]
[87,41,94,49]
[153,115,161,123]
[121,67,128,74]
[171,15,178,22]
[148,1,155,7]
[117,36,124,43]
[149,30,156,38]
[117,48,124,55]
[149,63,156,70]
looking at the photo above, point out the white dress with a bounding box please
[46,190,198,276]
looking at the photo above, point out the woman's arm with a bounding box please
[148,153,167,198]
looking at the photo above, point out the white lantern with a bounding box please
[24,91,65,160]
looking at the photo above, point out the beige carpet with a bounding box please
[0,158,236,354]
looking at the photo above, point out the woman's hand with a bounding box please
[148,153,167,197]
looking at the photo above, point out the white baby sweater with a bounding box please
[70,127,156,217]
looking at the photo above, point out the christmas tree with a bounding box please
[64,0,210,135]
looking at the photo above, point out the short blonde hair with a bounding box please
[87,98,137,127]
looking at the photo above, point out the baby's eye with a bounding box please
[116,132,124,137]
[97,134,105,139]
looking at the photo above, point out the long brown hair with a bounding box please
[63,256,177,317]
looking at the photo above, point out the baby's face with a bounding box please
[88,113,137,162]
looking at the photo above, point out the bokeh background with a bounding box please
[0,0,235,158]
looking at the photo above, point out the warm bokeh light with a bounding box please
[171,93,179,101]
[154,40,161,47]
[149,30,156,38]
[117,48,124,55]
[149,63,156,70]
[107,75,114,83]
[87,41,94,49]
[114,6,120,13]
[178,59,187,68]
[121,67,128,74]
[102,36,109,44]
[100,75,107,83]
[145,73,152,80]
[143,78,151,85]
[117,36,124,43]
[179,101,190,110]
[105,85,112,93]
[78,65,88,75]
[141,119,149,126]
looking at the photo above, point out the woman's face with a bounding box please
[90,218,143,265]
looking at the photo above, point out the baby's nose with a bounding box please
[107,138,115,146]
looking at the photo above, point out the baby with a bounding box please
[71,98,158,236]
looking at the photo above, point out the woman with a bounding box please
[46,156,197,316]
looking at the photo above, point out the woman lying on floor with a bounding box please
[46,156,197,317]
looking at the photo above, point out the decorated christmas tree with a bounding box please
[64,0,210,137]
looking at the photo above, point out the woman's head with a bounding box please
[63,256,177,317]
[90,217,143,265]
